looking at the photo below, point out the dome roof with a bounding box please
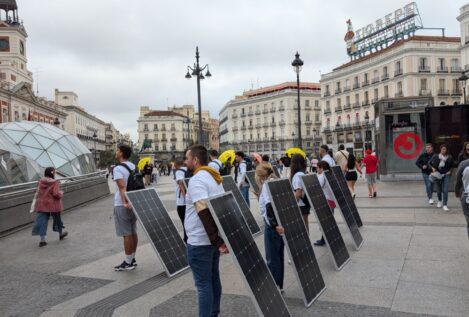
[0,121,96,185]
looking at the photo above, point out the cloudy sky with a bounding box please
[21,0,466,140]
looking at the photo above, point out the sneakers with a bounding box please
[114,260,136,271]
[59,231,68,240]
[437,201,443,208]
[39,241,47,247]
[314,239,326,246]
[443,205,449,211]
[131,258,137,267]
[428,198,434,205]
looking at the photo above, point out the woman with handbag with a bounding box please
[31,167,67,247]
[430,144,454,211]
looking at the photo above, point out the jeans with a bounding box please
[187,244,222,317]
[264,222,284,289]
[436,175,450,205]
[422,173,433,199]
[461,195,469,239]
[32,212,64,237]
[240,186,250,207]
[177,205,187,243]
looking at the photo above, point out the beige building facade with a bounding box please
[219,82,322,158]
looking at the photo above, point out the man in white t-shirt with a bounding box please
[112,145,138,271]
[320,144,336,167]
[208,149,223,172]
[185,144,228,317]
[235,151,250,207]
[174,157,188,243]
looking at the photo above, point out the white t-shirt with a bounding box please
[236,161,249,187]
[185,170,225,246]
[291,171,306,207]
[175,167,187,206]
[113,161,136,206]
[321,154,336,167]
[318,173,334,202]
[208,159,223,172]
[258,182,271,226]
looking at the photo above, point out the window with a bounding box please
[242,108,245,114]
[396,61,401,72]
[171,123,175,129]
[420,78,427,90]
[249,119,253,126]
[305,100,310,107]
[439,79,445,90]
[14,110,19,121]
[364,91,369,101]
[438,58,445,69]
[315,113,320,121]
[153,124,158,131]
[346,96,350,105]
[397,81,403,93]
[325,85,330,94]
[355,93,359,102]
[144,134,149,139]
[337,98,341,107]
[271,117,275,123]
[384,85,388,98]
[144,124,148,131]
[163,144,166,151]
[63,96,69,100]
[355,113,360,123]
[374,88,378,100]
[306,129,310,136]
[315,100,319,107]
[364,73,368,81]
[306,114,310,121]
[383,66,388,76]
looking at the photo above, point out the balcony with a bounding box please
[335,88,342,94]
[305,120,312,126]
[278,106,285,111]
[419,89,432,96]
[343,86,351,92]
[161,127,166,131]
[353,83,360,89]
[437,89,450,96]
[353,122,362,129]
[305,104,311,110]
[255,110,261,115]
[362,100,370,107]
[451,89,462,96]
[220,128,228,135]
[241,126,247,131]
[170,137,177,142]
[240,113,247,117]
[324,108,331,115]
[161,138,168,142]
[248,125,254,130]
[171,127,176,131]
[323,91,331,97]
[371,98,378,104]
[270,122,276,127]
[394,69,403,77]
[343,104,351,111]
[352,102,360,109]
[451,66,462,73]
[334,124,343,131]
[381,73,389,81]
[362,80,369,87]
[231,113,238,119]
[262,109,269,114]
[335,106,343,113]
[262,123,269,128]
[255,123,262,129]
[372,77,380,84]
[395,91,403,97]
[219,116,228,124]
[279,120,286,126]
[343,123,353,130]
[248,111,254,116]
[418,66,430,73]
[437,66,448,73]
[232,126,239,131]
[323,127,332,133]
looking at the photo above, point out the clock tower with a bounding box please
[0,0,33,88]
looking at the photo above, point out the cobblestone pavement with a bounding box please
[150,290,440,317]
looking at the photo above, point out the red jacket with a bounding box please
[34,177,64,213]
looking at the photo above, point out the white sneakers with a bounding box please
[437,201,443,208]
[429,199,434,205]
[443,206,449,211]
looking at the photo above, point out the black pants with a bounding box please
[177,205,188,243]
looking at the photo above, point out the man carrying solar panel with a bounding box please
[184,144,229,317]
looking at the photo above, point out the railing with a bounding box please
[324,108,331,114]
[353,82,360,89]
[170,138,177,142]
[418,66,430,73]
[241,126,247,131]
[394,69,403,77]
[343,86,351,92]
[343,104,351,110]
[270,122,276,127]
[362,80,369,87]
[248,111,254,116]
[255,110,261,115]
[362,100,370,107]
[451,66,462,73]
[335,106,342,113]
[305,120,312,125]
[240,113,246,117]
[381,73,389,81]
[353,102,360,109]
[278,106,285,111]
[419,89,432,96]
[270,108,276,113]
[255,123,262,128]
[451,89,462,96]
[232,114,238,118]
[335,88,342,94]
[232,126,239,131]
[437,89,450,96]
[248,125,254,129]
[262,123,269,128]
[262,109,269,114]
[395,91,403,97]
[372,76,380,84]
[323,91,331,97]
[437,66,448,73]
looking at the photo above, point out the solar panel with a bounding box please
[125,189,189,277]
[222,176,261,236]
[331,166,363,227]
[301,174,350,271]
[324,171,363,250]
[245,170,260,195]
[266,179,326,307]
[207,192,291,317]
[272,165,281,178]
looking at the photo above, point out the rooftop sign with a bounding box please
[344,2,423,58]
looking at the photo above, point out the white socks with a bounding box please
[125,254,133,264]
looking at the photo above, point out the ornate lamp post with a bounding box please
[185,47,212,146]
[291,52,304,149]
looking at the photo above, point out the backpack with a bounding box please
[176,168,192,179]
[213,160,230,176]
[283,156,291,167]
[347,153,356,170]
[244,157,253,171]
[117,163,145,191]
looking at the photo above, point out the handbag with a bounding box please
[429,171,443,183]
[29,188,39,213]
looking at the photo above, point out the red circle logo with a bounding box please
[393,132,423,160]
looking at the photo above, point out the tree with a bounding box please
[99,150,117,168]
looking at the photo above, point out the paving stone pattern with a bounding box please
[150,290,442,317]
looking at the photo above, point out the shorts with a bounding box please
[299,205,310,215]
[366,173,376,185]
[114,205,137,237]
[345,171,358,181]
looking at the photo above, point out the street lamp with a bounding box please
[185,46,212,147]
[184,117,192,149]
[459,71,468,104]
[292,51,304,149]
[93,131,98,165]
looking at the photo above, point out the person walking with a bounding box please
[314,161,336,246]
[416,143,435,204]
[429,144,454,211]
[208,149,223,173]
[334,144,349,172]
[255,161,285,291]
[361,149,378,198]
[319,145,335,167]
[235,151,250,207]
[290,154,311,232]
[184,144,228,317]
[31,167,67,247]
[143,163,152,186]
[345,152,361,199]
[174,158,188,243]
[455,158,469,239]
[112,145,138,271]
[457,141,469,163]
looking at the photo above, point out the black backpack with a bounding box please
[244,157,254,171]
[283,156,291,167]
[347,153,356,170]
[117,163,145,191]
[212,160,230,176]
[176,168,193,179]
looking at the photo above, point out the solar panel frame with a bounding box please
[272,165,281,178]
[125,188,189,277]
[245,170,260,195]
[300,174,351,271]
[266,178,326,307]
[207,192,292,317]
[331,166,363,227]
[222,176,261,236]
[324,170,364,250]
